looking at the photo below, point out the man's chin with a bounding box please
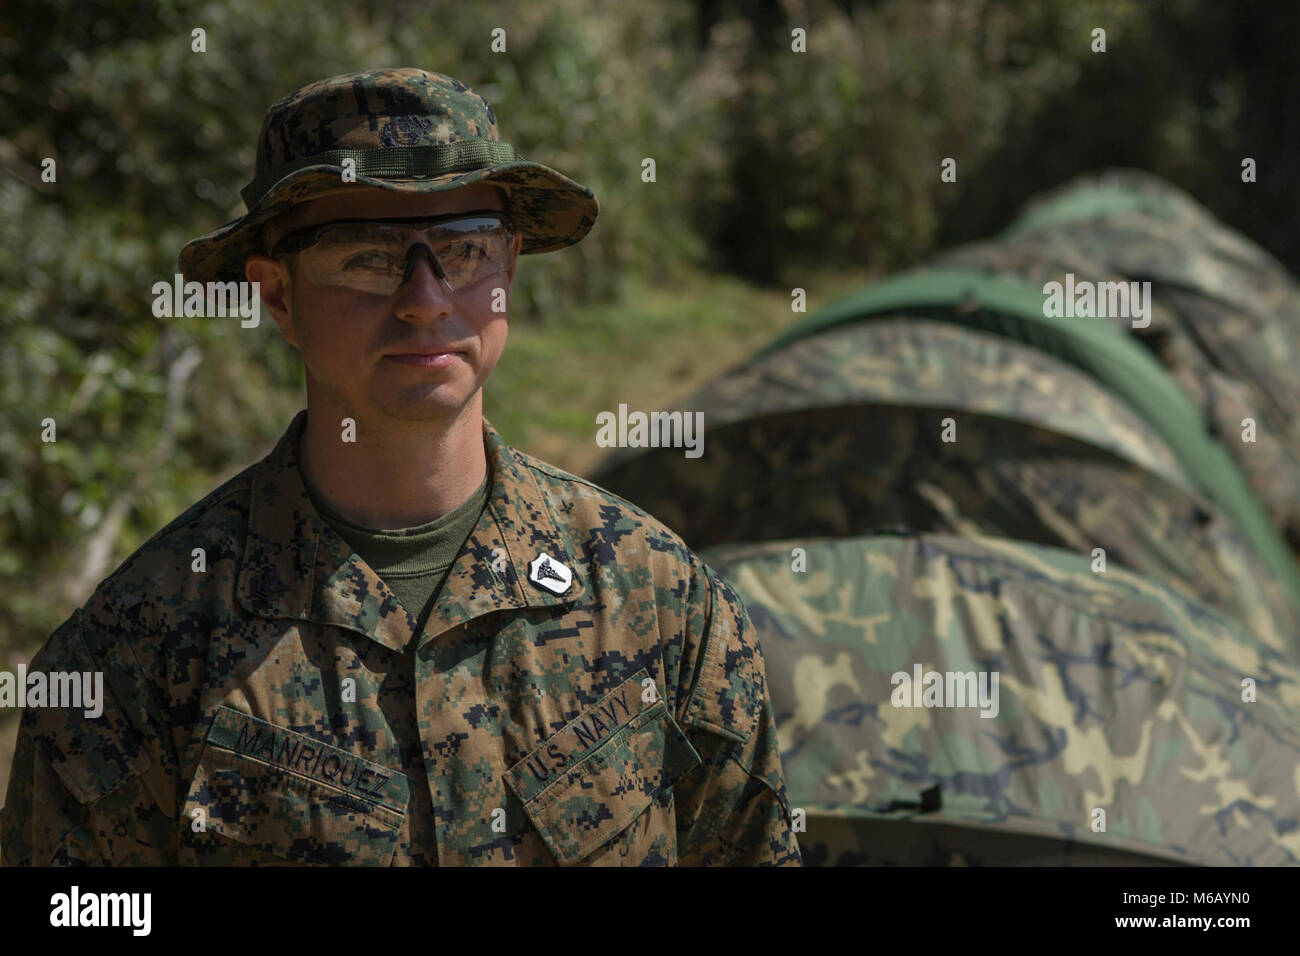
[371,387,480,425]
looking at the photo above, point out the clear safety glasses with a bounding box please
[270,210,516,295]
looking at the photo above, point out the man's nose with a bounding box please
[393,245,454,318]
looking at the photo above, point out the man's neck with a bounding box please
[296,397,488,530]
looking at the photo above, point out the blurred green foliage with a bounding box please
[1,0,1297,652]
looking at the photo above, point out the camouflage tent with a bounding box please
[593,172,1300,865]
[936,168,1300,552]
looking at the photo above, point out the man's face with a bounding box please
[247,182,520,426]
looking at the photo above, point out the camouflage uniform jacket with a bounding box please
[1,410,800,866]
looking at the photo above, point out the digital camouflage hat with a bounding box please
[178,68,599,284]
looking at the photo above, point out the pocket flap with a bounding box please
[182,706,409,865]
[28,610,152,806]
[504,671,701,864]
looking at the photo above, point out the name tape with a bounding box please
[207,706,409,813]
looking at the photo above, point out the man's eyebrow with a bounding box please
[313,222,408,243]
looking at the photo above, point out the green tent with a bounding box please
[937,168,1300,551]
[593,172,1300,865]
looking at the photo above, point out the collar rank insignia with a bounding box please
[528,552,574,595]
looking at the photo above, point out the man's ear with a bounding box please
[245,255,297,348]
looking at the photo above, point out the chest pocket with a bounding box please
[504,670,702,866]
[181,706,409,866]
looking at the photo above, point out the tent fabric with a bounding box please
[594,321,1300,655]
[745,267,1300,602]
[589,170,1300,866]
[702,533,1300,867]
[605,319,1193,491]
[938,168,1300,550]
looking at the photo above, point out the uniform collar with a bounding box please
[236,409,584,651]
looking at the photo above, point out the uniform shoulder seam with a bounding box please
[513,447,681,538]
[96,461,257,604]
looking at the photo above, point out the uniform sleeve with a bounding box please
[1,606,176,866]
[672,560,801,866]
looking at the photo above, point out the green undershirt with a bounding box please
[302,471,490,634]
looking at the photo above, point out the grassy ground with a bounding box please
[0,265,874,811]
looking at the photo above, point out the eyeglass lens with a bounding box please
[295,217,513,294]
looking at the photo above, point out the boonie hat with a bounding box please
[178,68,599,284]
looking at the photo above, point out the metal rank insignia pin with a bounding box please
[528,552,574,595]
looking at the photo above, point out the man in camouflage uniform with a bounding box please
[0,68,800,866]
